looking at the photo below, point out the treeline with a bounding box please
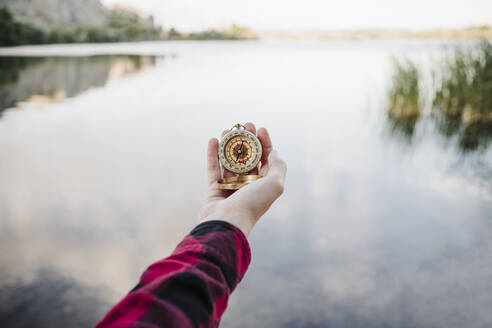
[167,25,258,41]
[0,7,163,46]
[0,7,46,46]
[0,6,258,46]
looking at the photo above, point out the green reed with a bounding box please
[387,42,492,151]
[387,60,422,139]
[433,42,492,151]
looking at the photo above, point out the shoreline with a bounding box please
[0,39,485,57]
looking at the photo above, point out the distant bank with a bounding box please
[0,0,490,46]
[0,0,257,47]
[0,0,162,46]
[259,27,492,41]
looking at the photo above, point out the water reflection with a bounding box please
[0,55,157,114]
[0,269,110,328]
[0,41,491,328]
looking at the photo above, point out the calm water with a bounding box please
[0,41,491,328]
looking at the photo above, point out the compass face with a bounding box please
[219,129,262,174]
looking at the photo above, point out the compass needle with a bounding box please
[235,141,244,163]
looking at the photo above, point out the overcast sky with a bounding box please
[102,0,492,31]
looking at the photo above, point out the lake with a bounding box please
[0,40,491,328]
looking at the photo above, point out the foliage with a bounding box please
[167,25,258,41]
[167,28,181,40]
[0,7,47,46]
[105,11,163,42]
[387,42,492,152]
[0,6,163,46]
[433,43,492,151]
[1,6,256,45]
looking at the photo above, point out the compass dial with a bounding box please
[219,128,262,174]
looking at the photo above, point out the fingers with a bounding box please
[229,150,286,218]
[220,129,235,178]
[265,150,287,185]
[241,122,259,174]
[244,122,256,135]
[257,127,273,166]
[256,150,286,201]
[223,123,256,135]
[207,138,221,186]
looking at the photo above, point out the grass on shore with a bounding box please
[387,42,492,151]
[387,60,422,139]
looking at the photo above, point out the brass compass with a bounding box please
[218,124,263,190]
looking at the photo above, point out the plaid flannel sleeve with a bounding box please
[95,220,251,328]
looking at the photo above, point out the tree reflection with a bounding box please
[0,55,157,116]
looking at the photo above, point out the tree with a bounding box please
[0,7,47,46]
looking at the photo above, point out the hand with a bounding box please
[198,122,287,237]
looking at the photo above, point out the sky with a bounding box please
[106,0,492,32]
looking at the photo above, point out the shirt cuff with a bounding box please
[190,220,252,288]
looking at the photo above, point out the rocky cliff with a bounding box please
[0,0,109,27]
[0,0,162,45]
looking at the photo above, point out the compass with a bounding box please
[218,124,263,190]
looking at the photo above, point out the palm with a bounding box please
[199,123,275,221]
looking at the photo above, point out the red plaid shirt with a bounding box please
[96,220,251,328]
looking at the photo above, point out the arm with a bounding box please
[95,220,250,328]
[96,123,286,328]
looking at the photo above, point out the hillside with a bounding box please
[0,0,109,27]
[0,0,258,45]
[0,0,162,46]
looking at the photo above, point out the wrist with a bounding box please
[200,208,258,237]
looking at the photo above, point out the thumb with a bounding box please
[225,150,287,222]
[255,150,286,200]
[265,150,287,186]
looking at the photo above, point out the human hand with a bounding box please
[198,123,287,237]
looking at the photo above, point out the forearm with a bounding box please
[199,209,257,238]
[96,220,251,328]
